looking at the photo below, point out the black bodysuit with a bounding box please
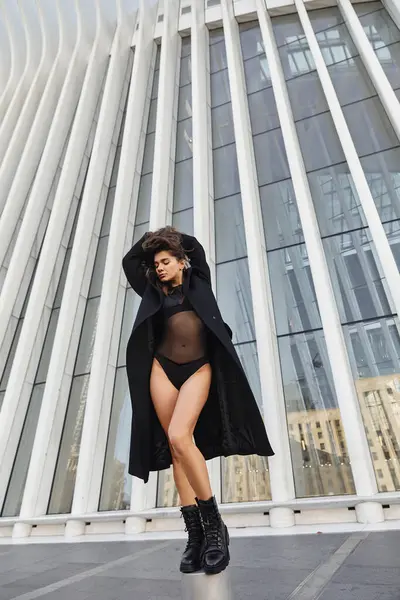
[155,284,209,389]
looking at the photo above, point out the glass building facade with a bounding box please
[0,0,400,538]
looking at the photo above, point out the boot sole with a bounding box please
[203,526,230,576]
[180,562,202,574]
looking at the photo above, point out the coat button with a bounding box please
[213,316,216,319]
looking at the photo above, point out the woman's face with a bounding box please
[154,250,183,283]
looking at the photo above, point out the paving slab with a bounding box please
[0,532,399,600]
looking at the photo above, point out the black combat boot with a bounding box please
[180,504,205,573]
[196,495,230,575]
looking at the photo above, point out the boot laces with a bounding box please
[203,512,223,549]
[182,512,203,548]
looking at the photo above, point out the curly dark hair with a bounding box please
[141,226,190,283]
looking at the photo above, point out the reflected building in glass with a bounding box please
[0,0,400,539]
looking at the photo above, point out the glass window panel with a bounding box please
[99,368,132,510]
[147,98,158,134]
[211,103,235,148]
[247,87,280,136]
[278,331,355,497]
[48,375,90,514]
[74,297,100,376]
[154,45,161,70]
[1,385,45,517]
[157,467,179,507]
[253,129,290,186]
[0,320,23,392]
[278,37,316,79]
[213,144,241,199]
[315,24,358,66]
[240,24,265,61]
[151,69,160,99]
[260,179,304,250]
[344,316,400,492]
[296,112,345,172]
[216,258,255,344]
[181,36,191,58]
[215,195,247,263]
[353,2,382,17]
[142,132,156,175]
[385,219,400,267]
[175,119,193,162]
[35,309,60,384]
[173,159,193,211]
[308,164,367,236]
[180,55,192,86]
[178,84,192,121]
[89,236,109,298]
[117,288,141,367]
[328,55,377,106]
[110,147,121,187]
[222,453,271,503]
[286,71,329,121]
[54,248,71,309]
[172,208,194,235]
[209,30,225,45]
[359,7,400,47]
[210,40,228,73]
[343,96,399,157]
[361,148,400,223]
[101,187,116,237]
[324,230,395,324]
[243,54,272,94]
[272,14,307,48]
[210,70,231,106]
[269,245,321,336]
[307,7,345,33]
[373,41,400,88]
[136,173,153,224]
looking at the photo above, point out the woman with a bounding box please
[122,227,273,575]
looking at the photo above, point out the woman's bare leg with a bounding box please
[150,359,197,506]
[168,364,213,501]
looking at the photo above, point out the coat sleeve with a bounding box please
[122,233,148,297]
[181,233,211,285]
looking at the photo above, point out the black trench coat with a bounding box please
[122,233,274,483]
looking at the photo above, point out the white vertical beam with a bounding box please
[220,0,295,527]
[0,1,44,162]
[149,0,180,228]
[382,0,400,30]
[11,17,131,539]
[294,0,400,326]
[191,0,221,502]
[0,1,90,348]
[0,0,72,217]
[338,0,400,140]
[258,0,383,521]
[67,2,154,535]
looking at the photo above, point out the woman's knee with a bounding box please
[168,425,192,457]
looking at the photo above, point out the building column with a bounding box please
[11,16,131,540]
[221,0,296,528]
[260,0,383,522]
[149,0,181,229]
[382,0,400,30]
[66,2,154,537]
[191,0,221,500]
[338,0,400,140]
[295,0,400,319]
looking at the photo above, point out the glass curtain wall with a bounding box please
[305,5,400,492]
[100,45,161,511]
[0,77,107,517]
[209,29,270,503]
[47,53,134,515]
[270,15,356,496]
[172,37,193,234]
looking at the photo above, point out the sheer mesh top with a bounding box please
[156,285,207,364]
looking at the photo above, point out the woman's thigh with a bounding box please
[169,363,212,437]
[150,358,179,434]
